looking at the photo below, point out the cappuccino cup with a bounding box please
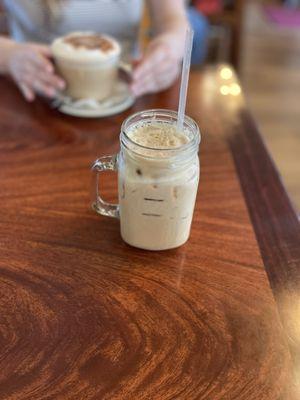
[51,32,121,101]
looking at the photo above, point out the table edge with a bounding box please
[229,109,300,298]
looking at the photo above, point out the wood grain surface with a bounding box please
[0,67,298,399]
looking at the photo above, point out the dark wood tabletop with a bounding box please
[0,66,300,400]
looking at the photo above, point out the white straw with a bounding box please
[177,28,194,131]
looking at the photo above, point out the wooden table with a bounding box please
[0,66,300,399]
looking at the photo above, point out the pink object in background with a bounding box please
[264,6,300,27]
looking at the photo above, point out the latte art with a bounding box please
[64,34,115,52]
[52,32,121,63]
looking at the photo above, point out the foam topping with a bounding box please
[51,32,120,62]
[127,123,190,149]
[64,34,114,51]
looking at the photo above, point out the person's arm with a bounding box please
[0,36,64,101]
[148,0,188,54]
[131,0,189,97]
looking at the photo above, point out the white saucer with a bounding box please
[54,81,135,118]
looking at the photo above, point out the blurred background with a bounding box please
[0,0,299,212]
[242,0,300,215]
[187,0,300,214]
[181,0,300,214]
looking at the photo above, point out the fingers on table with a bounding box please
[132,48,166,82]
[19,73,63,99]
[29,43,53,59]
[27,50,54,74]
[132,60,180,97]
[18,83,35,102]
[20,58,65,98]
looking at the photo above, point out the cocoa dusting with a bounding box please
[64,34,114,52]
[128,123,189,149]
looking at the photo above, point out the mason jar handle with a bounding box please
[92,155,119,219]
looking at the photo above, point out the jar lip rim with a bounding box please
[121,109,201,152]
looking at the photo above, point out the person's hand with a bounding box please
[131,34,182,97]
[6,42,65,102]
